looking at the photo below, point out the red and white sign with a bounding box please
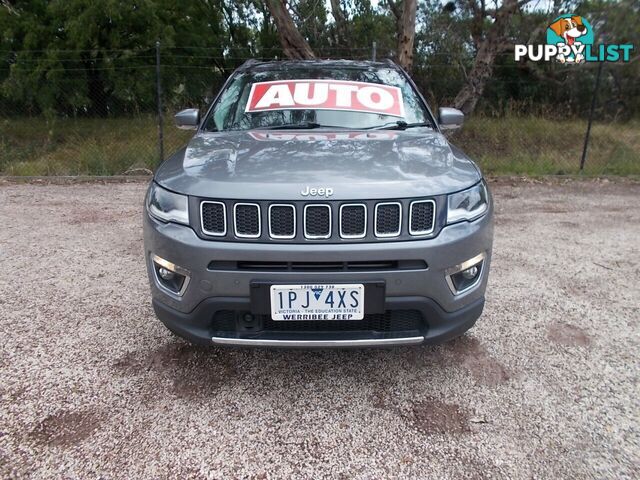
[245,79,405,118]
[247,131,399,141]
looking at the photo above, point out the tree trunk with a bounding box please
[452,42,499,115]
[453,0,520,115]
[330,0,347,46]
[83,53,109,117]
[265,0,315,60]
[397,0,417,71]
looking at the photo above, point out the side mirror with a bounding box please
[438,107,464,130]
[175,108,200,130]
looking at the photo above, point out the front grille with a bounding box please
[409,200,435,235]
[211,310,424,333]
[201,201,226,236]
[340,204,366,238]
[304,204,331,238]
[208,260,428,271]
[375,203,402,237]
[269,204,295,239]
[199,197,437,242]
[234,203,260,238]
[211,310,236,331]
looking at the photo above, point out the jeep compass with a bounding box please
[143,59,493,347]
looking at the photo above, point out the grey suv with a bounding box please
[143,59,493,347]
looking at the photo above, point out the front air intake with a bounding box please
[304,204,331,239]
[269,204,296,239]
[375,202,402,237]
[201,201,226,236]
[340,204,367,238]
[409,200,436,235]
[234,203,261,238]
[198,197,438,243]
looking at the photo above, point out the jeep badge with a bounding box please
[300,186,334,197]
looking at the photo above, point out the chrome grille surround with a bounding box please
[374,202,402,238]
[409,199,436,236]
[303,204,332,239]
[339,203,367,239]
[197,197,438,243]
[233,203,261,238]
[200,201,227,236]
[268,204,296,239]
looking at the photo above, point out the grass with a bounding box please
[1,115,638,176]
[451,116,640,176]
[0,115,192,176]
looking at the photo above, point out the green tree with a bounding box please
[0,0,249,115]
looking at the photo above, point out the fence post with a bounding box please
[372,41,377,62]
[580,60,604,172]
[155,40,164,163]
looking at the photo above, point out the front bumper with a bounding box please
[153,295,484,347]
[143,206,493,347]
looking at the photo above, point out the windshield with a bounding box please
[203,66,433,131]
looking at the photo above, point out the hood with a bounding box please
[155,129,481,200]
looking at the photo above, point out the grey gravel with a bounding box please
[0,178,638,479]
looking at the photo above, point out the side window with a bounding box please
[209,76,245,131]
[376,69,429,124]
[226,82,258,130]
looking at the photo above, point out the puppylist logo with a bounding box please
[515,14,634,64]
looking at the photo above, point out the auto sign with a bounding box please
[245,79,405,117]
[247,131,399,141]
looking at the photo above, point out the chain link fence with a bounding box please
[1,45,638,176]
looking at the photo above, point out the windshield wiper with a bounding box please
[256,122,323,130]
[368,121,434,131]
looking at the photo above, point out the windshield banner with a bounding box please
[245,80,405,117]
[247,131,399,141]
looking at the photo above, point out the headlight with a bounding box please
[147,182,189,225]
[447,181,488,224]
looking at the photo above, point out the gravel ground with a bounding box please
[0,179,638,479]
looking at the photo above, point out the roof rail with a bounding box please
[238,59,261,69]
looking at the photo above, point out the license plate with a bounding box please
[270,284,365,321]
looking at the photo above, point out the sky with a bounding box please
[325,0,558,14]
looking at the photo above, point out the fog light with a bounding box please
[151,254,190,296]
[158,267,175,281]
[445,253,485,295]
[461,265,478,280]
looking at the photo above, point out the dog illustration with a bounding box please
[549,16,587,63]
